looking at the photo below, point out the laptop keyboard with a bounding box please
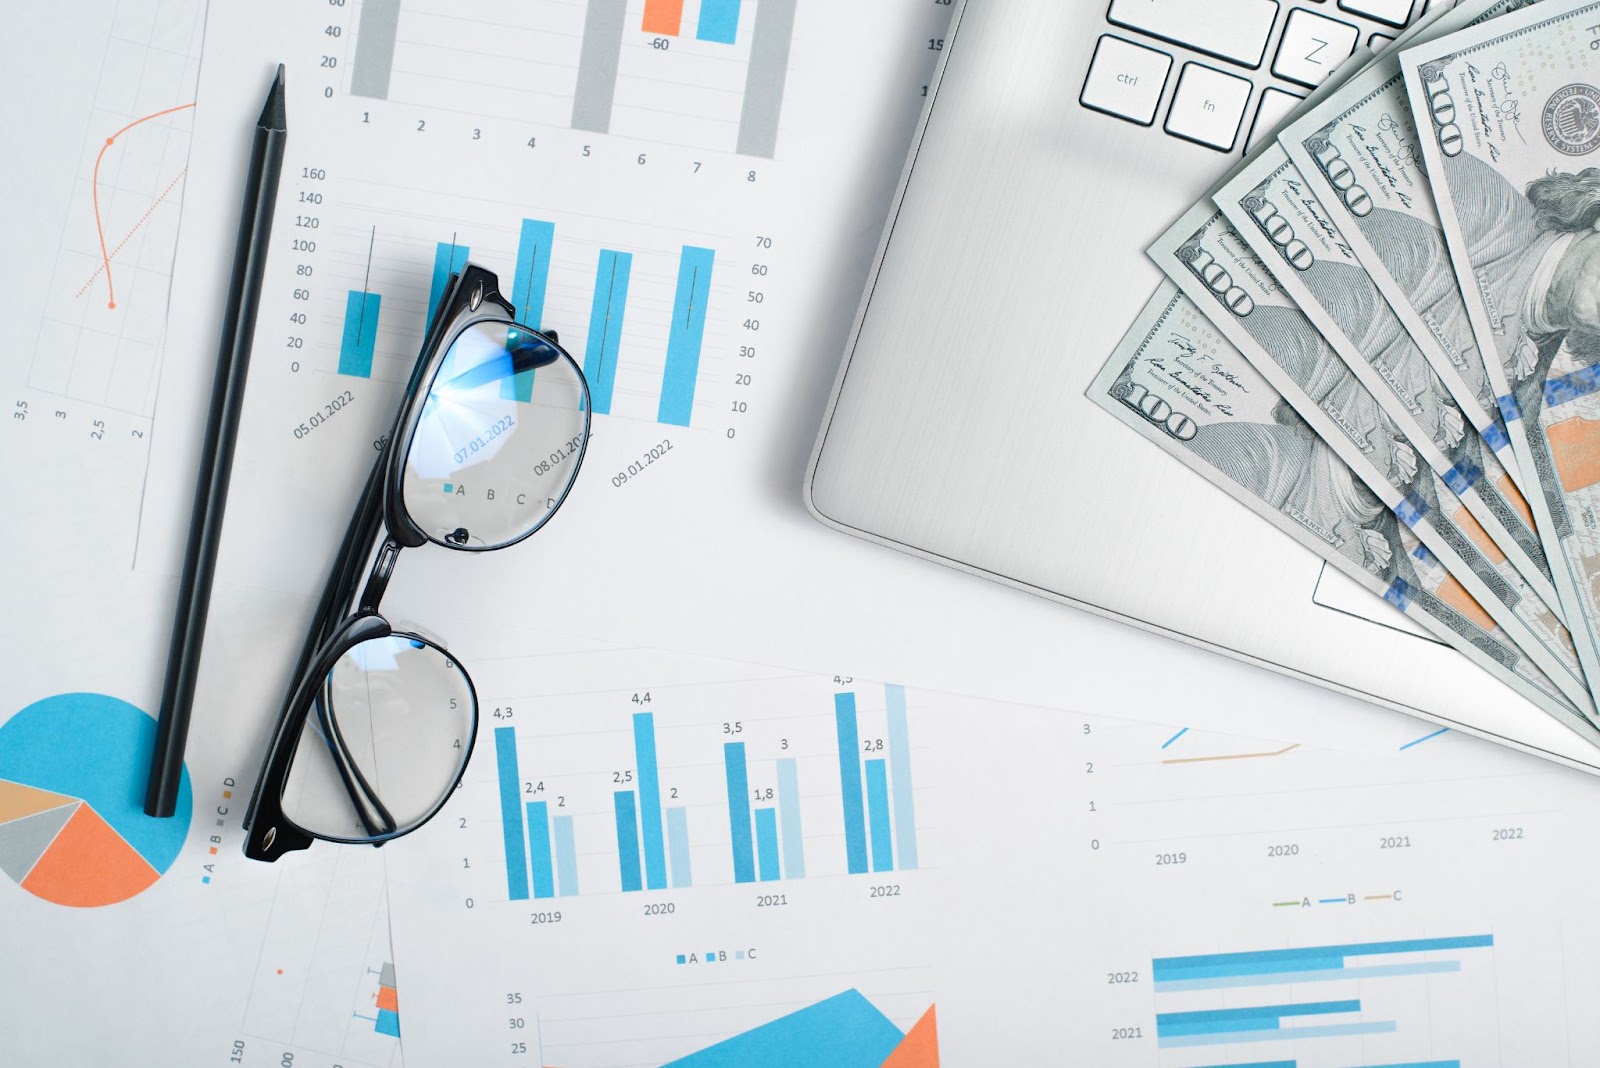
[1080,0,1436,153]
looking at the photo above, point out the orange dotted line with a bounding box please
[76,167,188,299]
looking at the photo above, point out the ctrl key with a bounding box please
[1080,35,1172,127]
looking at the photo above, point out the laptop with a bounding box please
[804,0,1600,770]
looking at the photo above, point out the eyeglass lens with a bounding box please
[279,635,474,841]
[402,321,588,549]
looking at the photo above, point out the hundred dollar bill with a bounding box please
[1403,0,1600,704]
[1280,0,1546,497]
[1214,144,1563,618]
[1151,201,1594,712]
[1089,281,1594,738]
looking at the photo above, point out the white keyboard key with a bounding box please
[1165,62,1253,151]
[1339,0,1414,26]
[1107,0,1279,68]
[1369,32,1396,50]
[1246,86,1304,151]
[1080,35,1172,126]
[1272,9,1360,88]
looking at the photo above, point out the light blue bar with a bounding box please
[1190,1063,1295,1068]
[1154,935,1493,981]
[614,790,642,892]
[526,801,555,899]
[1161,726,1189,749]
[696,0,740,43]
[506,218,556,402]
[583,250,630,415]
[374,1009,400,1037]
[633,713,667,891]
[553,814,579,897]
[339,290,381,378]
[1159,1021,1397,1049]
[883,683,917,870]
[666,806,692,888]
[775,757,804,878]
[1361,1063,1460,1068]
[1158,1000,1359,1030]
[1155,960,1462,992]
[755,807,781,882]
[428,240,471,320]
[865,758,893,873]
[494,727,529,901]
[657,245,714,426]
[512,219,555,325]
[724,742,755,883]
[834,693,868,874]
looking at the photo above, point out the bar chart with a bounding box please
[1150,934,1492,1058]
[486,675,927,901]
[341,0,796,157]
[333,222,718,429]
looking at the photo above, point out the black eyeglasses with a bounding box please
[243,264,590,862]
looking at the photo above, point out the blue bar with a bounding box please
[724,742,755,883]
[775,757,804,878]
[1162,1018,1282,1037]
[865,758,893,873]
[1156,960,1461,992]
[429,240,471,320]
[339,290,381,378]
[1157,1000,1359,1031]
[666,806,692,888]
[633,713,667,891]
[696,0,740,43]
[1190,1063,1295,1068]
[526,801,555,899]
[835,693,868,874]
[583,250,630,415]
[657,245,714,426]
[553,814,579,897]
[1153,935,1494,981]
[374,1009,400,1037]
[883,683,917,870]
[755,807,781,881]
[613,790,642,892]
[1160,1021,1396,1049]
[505,218,556,402]
[494,727,529,901]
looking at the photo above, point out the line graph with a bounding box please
[18,0,203,437]
[86,102,195,309]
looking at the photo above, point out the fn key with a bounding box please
[1080,35,1172,126]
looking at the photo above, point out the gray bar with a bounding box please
[735,0,797,158]
[572,0,627,134]
[378,961,396,988]
[350,0,402,100]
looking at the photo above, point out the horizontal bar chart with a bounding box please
[1154,935,1494,990]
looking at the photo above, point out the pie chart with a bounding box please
[0,693,191,907]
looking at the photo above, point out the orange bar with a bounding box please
[376,985,399,1012]
[642,0,683,35]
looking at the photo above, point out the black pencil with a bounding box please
[145,65,288,817]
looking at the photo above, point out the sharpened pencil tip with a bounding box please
[258,63,287,132]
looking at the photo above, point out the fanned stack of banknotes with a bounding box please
[1091,0,1600,740]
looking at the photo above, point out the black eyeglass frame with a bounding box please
[243,264,591,862]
